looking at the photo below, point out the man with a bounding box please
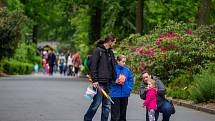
[47,50,56,75]
[140,67,173,121]
[84,35,117,121]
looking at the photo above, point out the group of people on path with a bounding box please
[59,52,81,77]
[83,34,175,121]
[38,49,81,77]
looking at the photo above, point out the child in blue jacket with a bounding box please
[110,55,134,121]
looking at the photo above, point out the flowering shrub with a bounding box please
[116,20,215,84]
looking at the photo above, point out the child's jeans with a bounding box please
[148,109,155,121]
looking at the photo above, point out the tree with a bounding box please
[0,0,6,8]
[89,2,102,43]
[136,0,143,35]
[0,8,27,60]
[197,0,212,27]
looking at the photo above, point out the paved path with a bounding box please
[0,74,215,121]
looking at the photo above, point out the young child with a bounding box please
[34,63,39,74]
[42,59,46,74]
[143,79,157,121]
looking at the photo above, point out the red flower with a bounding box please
[149,52,155,57]
[149,48,155,56]
[160,35,165,39]
[150,59,154,63]
[150,48,155,52]
[143,50,150,54]
[156,40,161,46]
[130,48,135,52]
[171,44,176,48]
[165,33,176,38]
[160,47,168,51]
[186,30,193,35]
[137,48,143,54]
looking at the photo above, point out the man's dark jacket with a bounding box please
[90,43,116,83]
[140,76,166,108]
[48,53,56,65]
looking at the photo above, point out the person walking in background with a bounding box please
[45,63,49,74]
[72,52,81,77]
[110,55,134,121]
[67,52,74,76]
[47,50,56,75]
[42,58,46,74]
[143,79,157,121]
[140,66,173,121]
[84,35,117,121]
[34,63,39,74]
[59,53,66,75]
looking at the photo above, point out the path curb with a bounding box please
[133,90,215,115]
[170,98,215,115]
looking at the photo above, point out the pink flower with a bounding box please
[143,50,150,55]
[137,48,143,54]
[156,40,161,46]
[149,48,155,56]
[149,52,155,57]
[186,30,193,35]
[166,33,176,38]
[171,44,176,48]
[160,47,168,51]
[150,59,154,63]
[139,61,144,65]
[160,35,165,39]
[130,48,136,52]
[150,48,155,52]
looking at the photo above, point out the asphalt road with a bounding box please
[0,74,215,121]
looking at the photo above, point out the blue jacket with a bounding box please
[111,64,134,97]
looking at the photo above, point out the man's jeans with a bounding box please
[146,100,172,121]
[84,83,111,121]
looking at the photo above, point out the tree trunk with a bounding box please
[197,0,211,27]
[89,6,101,44]
[0,0,6,8]
[32,25,38,44]
[136,0,143,35]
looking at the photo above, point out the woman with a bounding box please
[72,52,81,77]
[111,55,134,121]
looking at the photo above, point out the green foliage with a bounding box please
[168,88,190,100]
[0,58,34,74]
[167,73,193,99]
[14,43,34,62]
[69,7,91,57]
[13,43,41,64]
[102,0,136,40]
[0,8,27,60]
[0,42,41,74]
[189,63,215,103]
[6,0,24,10]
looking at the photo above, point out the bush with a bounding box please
[167,88,190,100]
[116,20,215,82]
[1,59,34,74]
[0,42,41,75]
[14,42,42,67]
[189,63,215,103]
[167,73,193,99]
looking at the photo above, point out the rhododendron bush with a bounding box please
[116,21,215,84]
